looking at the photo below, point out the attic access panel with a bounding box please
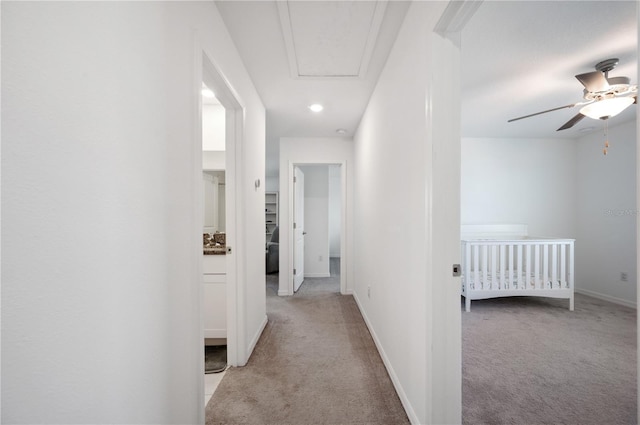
[277,0,387,79]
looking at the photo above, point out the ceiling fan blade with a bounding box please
[508,103,577,123]
[557,113,585,131]
[634,95,637,104]
[575,71,610,92]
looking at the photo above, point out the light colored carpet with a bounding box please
[463,294,637,425]
[206,259,409,424]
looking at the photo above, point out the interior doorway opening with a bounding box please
[198,49,246,414]
[281,162,346,296]
[292,164,342,295]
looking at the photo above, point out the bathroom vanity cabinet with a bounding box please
[203,253,226,338]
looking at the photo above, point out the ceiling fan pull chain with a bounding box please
[603,120,609,156]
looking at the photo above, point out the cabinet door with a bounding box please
[203,273,226,338]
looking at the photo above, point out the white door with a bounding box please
[293,167,305,292]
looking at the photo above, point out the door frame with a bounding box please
[194,40,245,372]
[431,2,640,422]
[293,166,305,292]
[428,1,480,422]
[284,160,348,296]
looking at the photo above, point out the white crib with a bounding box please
[461,225,574,312]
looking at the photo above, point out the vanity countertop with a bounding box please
[204,247,226,255]
[203,232,226,255]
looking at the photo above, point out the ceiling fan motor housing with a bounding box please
[595,58,619,74]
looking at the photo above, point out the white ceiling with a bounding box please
[277,1,388,78]
[216,1,638,176]
[462,0,637,139]
[215,0,410,176]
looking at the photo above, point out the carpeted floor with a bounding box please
[205,259,409,425]
[463,294,637,425]
[205,261,637,424]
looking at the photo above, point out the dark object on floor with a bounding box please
[266,225,279,273]
[205,345,227,374]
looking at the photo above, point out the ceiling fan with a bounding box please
[508,58,638,131]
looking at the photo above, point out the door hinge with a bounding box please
[293,268,297,275]
[293,222,297,229]
[294,176,297,183]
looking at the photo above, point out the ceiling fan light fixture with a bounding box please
[579,96,634,120]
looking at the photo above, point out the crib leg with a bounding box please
[465,297,471,312]
[569,294,574,311]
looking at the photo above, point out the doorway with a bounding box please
[198,50,245,414]
[281,161,347,296]
[201,81,227,403]
[292,164,343,294]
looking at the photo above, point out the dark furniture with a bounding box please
[266,226,279,274]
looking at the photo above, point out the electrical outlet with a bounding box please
[621,272,628,282]
[367,286,371,298]
[318,255,323,262]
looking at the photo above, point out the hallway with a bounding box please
[205,260,409,424]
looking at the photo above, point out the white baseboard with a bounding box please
[203,329,226,339]
[304,273,331,278]
[278,289,290,296]
[575,288,637,309]
[246,315,268,360]
[352,292,420,425]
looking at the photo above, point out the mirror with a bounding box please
[202,82,226,236]
[203,170,225,233]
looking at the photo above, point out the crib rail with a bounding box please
[461,238,574,312]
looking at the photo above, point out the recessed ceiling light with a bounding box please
[308,103,324,112]
[336,129,347,135]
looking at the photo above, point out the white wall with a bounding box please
[202,104,225,151]
[265,176,279,193]
[278,137,354,295]
[300,166,330,277]
[203,151,225,170]
[1,2,265,423]
[576,120,637,306]
[461,137,578,238]
[461,123,637,308]
[329,165,342,257]
[353,2,454,423]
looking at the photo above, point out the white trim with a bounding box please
[434,0,483,43]
[283,160,349,296]
[275,1,299,79]
[204,329,227,339]
[352,292,420,425]
[304,273,331,278]
[246,315,269,359]
[576,288,637,309]
[200,44,246,368]
[276,0,388,80]
[192,34,206,425]
[428,1,480,422]
[637,4,640,419]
